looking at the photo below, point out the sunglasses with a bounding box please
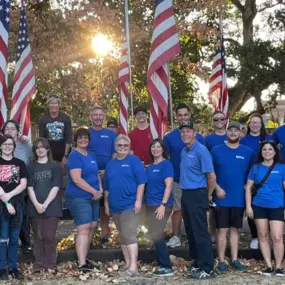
[117,144,129,148]
[213,118,225,122]
[261,140,276,145]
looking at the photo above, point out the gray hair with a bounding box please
[115,134,131,145]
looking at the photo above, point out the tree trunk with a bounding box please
[228,0,258,114]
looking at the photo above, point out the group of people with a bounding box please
[0,94,285,280]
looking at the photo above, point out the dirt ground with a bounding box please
[3,274,285,285]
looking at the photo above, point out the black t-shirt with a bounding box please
[38,112,73,162]
[27,161,62,217]
[0,157,28,194]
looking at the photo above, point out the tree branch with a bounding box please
[232,0,245,12]
[258,2,285,13]
[223,38,241,47]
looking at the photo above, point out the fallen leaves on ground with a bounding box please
[19,256,270,282]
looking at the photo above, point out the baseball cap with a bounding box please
[179,121,195,130]
[227,121,242,130]
[107,118,118,127]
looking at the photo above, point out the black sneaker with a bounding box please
[86,259,96,270]
[276,268,284,277]
[78,264,91,274]
[189,270,215,279]
[22,246,33,254]
[9,268,24,280]
[262,267,274,276]
[0,269,8,280]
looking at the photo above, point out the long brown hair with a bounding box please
[32,138,53,162]
[247,113,267,141]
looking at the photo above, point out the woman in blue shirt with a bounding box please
[241,113,271,250]
[246,141,285,277]
[104,135,147,277]
[65,128,103,273]
[146,139,174,277]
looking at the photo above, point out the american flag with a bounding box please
[10,0,36,137]
[118,0,129,135]
[208,30,229,118]
[147,0,180,139]
[0,0,11,128]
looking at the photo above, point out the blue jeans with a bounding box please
[0,208,23,269]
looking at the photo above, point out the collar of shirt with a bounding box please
[184,140,199,153]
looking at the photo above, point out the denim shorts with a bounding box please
[65,195,100,226]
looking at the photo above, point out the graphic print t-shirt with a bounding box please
[0,157,28,194]
[38,112,73,161]
[27,162,62,217]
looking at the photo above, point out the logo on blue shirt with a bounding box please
[91,161,96,164]
[188,155,194,158]
[153,169,160,172]
[121,164,129,167]
[101,135,109,138]
[271,171,280,174]
[236,156,244,159]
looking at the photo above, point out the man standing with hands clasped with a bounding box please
[211,121,254,274]
[179,121,216,279]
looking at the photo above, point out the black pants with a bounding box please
[19,195,31,248]
[247,217,258,239]
[181,189,213,273]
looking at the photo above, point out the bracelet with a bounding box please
[4,201,9,206]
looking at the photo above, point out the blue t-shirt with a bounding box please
[104,154,148,213]
[273,126,285,161]
[205,133,227,151]
[163,128,204,183]
[87,127,116,170]
[240,134,272,156]
[180,141,214,189]
[66,150,100,199]
[248,163,285,208]
[146,160,174,206]
[211,144,255,207]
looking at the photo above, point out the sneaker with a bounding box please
[78,264,92,274]
[152,267,174,277]
[218,262,227,274]
[189,270,215,279]
[276,268,284,277]
[0,269,8,280]
[232,260,247,272]
[86,258,96,269]
[100,236,109,244]
[249,238,259,249]
[166,236,181,248]
[262,267,274,276]
[211,236,216,244]
[9,268,24,280]
[187,265,199,274]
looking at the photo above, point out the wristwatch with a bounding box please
[161,202,167,207]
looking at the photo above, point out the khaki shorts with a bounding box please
[173,182,182,211]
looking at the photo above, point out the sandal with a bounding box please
[120,269,138,277]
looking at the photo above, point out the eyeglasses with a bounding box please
[78,136,89,140]
[5,128,17,132]
[250,121,261,125]
[2,143,14,147]
[117,144,129,148]
[213,118,225,122]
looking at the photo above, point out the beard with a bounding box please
[227,137,239,144]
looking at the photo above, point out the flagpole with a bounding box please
[125,0,134,130]
[167,64,174,131]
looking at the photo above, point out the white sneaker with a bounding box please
[250,238,259,249]
[166,236,181,248]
